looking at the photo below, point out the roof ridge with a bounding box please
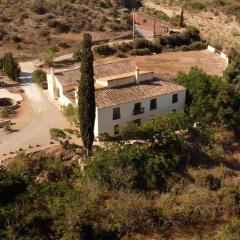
[94,59,136,68]
[55,59,137,75]
[55,67,79,74]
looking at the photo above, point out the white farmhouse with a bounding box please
[47,59,186,137]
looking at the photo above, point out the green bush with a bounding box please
[32,69,47,88]
[84,141,181,190]
[115,50,126,58]
[157,26,201,48]
[129,48,152,56]
[94,44,115,56]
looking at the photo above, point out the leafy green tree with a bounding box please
[85,115,183,190]
[43,47,58,67]
[2,53,21,82]
[78,33,95,155]
[223,50,240,85]
[177,67,240,138]
[63,104,79,127]
[165,111,192,131]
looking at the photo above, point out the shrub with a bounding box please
[130,39,162,53]
[129,48,152,56]
[39,29,50,37]
[62,104,79,127]
[221,185,240,216]
[185,41,207,51]
[112,42,132,52]
[0,169,27,205]
[48,19,70,33]
[214,218,240,240]
[42,47,58,66]
[115,50,126,58]
[32,69,47,88]
[157,26,201,49]
[94,44,115,56]
[174,189,218,225]
[32,2,48,15]
[58,42,70,49]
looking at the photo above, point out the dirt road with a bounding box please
[0,64,69,160]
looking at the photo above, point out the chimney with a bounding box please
[135,68,140,83]
[50,67,54,81]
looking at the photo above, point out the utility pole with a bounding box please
[132,9,135,39]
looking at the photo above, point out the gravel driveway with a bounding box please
[0,62,69,159]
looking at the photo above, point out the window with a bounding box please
[150,98,157,110]
[172,94,178,103]
[114,124,120,135]
[143,19,147,23]
[133,102,144,115]
[113,107,120,120]
[133,119,141,126]
[172,109,176,112]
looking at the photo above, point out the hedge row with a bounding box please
[94,26,206,57]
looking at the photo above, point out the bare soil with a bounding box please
[131,50,226,76]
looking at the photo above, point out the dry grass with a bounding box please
[0,0,131,59]
[144,0,240,52]
[131,50,226,76]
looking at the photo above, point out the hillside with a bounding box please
[0,0,136,59]
[145,0,240,52]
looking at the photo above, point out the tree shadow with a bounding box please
[19,72,33,85]
[52,59,78,69]
[182,144,240,171]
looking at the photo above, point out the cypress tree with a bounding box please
[78,33,95,156]
[2,53,20,82]
[180,8,184,28]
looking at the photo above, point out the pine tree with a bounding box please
[78,33,95,155]
[2,53,20,82]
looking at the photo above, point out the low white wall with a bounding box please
[220,52,229,67]
[207,45,229,69]
[207,45,216,53]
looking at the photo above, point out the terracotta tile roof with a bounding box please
[55,59,137,90]
[95,76,185,109]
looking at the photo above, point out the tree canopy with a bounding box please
[1,53,20,82]
[177,67,240,132]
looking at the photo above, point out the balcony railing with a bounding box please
[133,107,144,115]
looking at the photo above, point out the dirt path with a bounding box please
[0,65,69,161]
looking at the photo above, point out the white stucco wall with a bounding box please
[95,90,186,136]
[47,73,55,100]
[55,79,72,106]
